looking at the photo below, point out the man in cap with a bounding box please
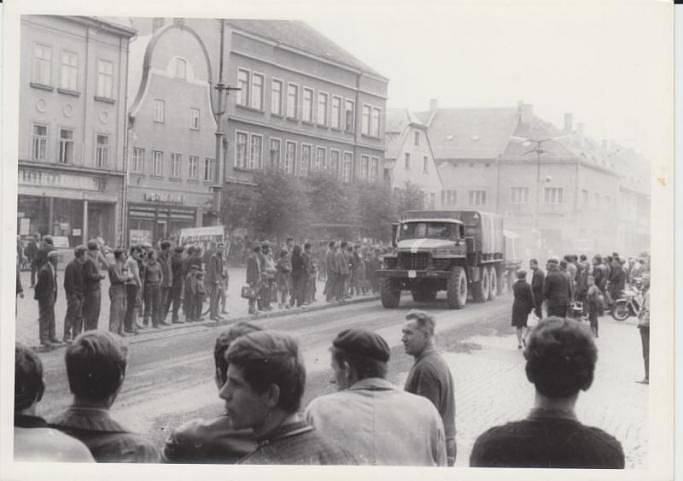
[34,250,61,348]
[543,257,571,318]
[82,240,106,331]
[305,328,446,466]
[63,245,88,342]
[402,311,457,465]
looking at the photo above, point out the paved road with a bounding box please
[32,293,648,468]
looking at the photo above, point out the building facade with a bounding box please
[18,16,135,247]
[384,109,443,209]
[125,19,217,245]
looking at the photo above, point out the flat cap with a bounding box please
[332,329,390,363]
[47,250,60,259]
[74,245,87,256]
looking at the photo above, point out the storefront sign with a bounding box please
[143,192,185,204]
[178,225,224,250]
[19,218,30,236]
[18,168,102,191]
[130,229,153,246]
[52,236,70,249]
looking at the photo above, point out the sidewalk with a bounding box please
[395,314,648,468]
[15,268,375,347]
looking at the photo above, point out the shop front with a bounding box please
[127,193,200,246]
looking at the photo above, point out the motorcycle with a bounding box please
[611,285,643,321]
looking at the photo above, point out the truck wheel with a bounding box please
[446,266,467,309]
[381,279,401,308]
[474,267,490,302]
[488,267,498,301]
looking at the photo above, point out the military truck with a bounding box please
[378,210,519,309]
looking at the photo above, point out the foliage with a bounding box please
[220,182,260,234]
[394,181,426,213]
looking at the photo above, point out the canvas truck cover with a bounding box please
[455,210,504,255]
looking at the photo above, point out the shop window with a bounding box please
[58,129,74,164]
[96,59,113,99]
[95,134,109,168]
[32,124,48,161]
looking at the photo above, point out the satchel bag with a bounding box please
[241,285,257,299]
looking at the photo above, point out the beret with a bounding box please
[333,329,390,363]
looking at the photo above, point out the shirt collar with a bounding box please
[256,420,312,445]
[415,346,437,362]
[14,414,48,428]
[349,377,396,392]
[527,407,578,422]
[52,406,129,433]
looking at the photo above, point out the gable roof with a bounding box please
[225,19,386,79]
[385,109,430,159]
[419,108,519,160]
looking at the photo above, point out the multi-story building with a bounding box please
[125,18,217,244]
[420,101,650,258]
[384,108,443,209]
[18,16,135,246]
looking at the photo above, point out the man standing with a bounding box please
[108,248,132,335]
[34,251,60,348]
[246,245,261,315]
[169,246,186,323]
[324,241,337,302]
[402,311,457,466]
[124,246,143,334]
[305,329,446,465]
[637,278,650,384]
[143,250,167,328]
[607,257,626,307]
[63,246,87,342]
[206,242,226,321]
[32,236,55,280]
[158,241,173,322]
[25,235,39,288]
[82,241,105,332]
[543,257,571,318]
[335,241,350,302]
[529,259,545,319]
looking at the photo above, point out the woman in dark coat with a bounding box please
[290,245,306,307]
[512,269,535,349]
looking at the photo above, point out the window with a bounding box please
[287,84,298,119]
[300,144,312,176]
[315,147,326,171]
[96,59,113,98]
[235,132,248,169]
[468,190,486,206]
[152,150,163,176]
[171,153,182,177]
[251,73,264,110]
[342,152,353,183]
[188,155,199,179]
[269,138,281,169]
[250,135,263,170]
[446,190,457,206]
[285,141,297,174]
[204,158,216,181]
[58,129,74,163]
[317,93,328,126]
[237,69,249,107]
[95,134,109,168]
[33,44,51,85]
[271,79,283,116]
[544,187,563,204]
[31,124,48,161]
[362,105,371,135]
[370,157,379,182]
[414,131,420,146]
[330,150,340,177]
[190,108,200,130]
[405,153,411,170]
[302,88,313,123]
[153,99,165,123]
[423,156,429,174]
[511,187,529,204]
[331,96,341,129]
[582,189,589,206]
[60,51,78,91]
[344,100,354,132]
[175,58,187,79]
[360,155,370,180]
[371,108,381,137]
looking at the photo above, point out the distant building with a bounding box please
[384,109,443,209]
[420,100,650,257]
[18,16,135,246]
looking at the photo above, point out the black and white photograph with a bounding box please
[0,0,674,480]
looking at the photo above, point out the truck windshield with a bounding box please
[399,222,456,240]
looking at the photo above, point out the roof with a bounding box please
[225,20,386,79]
[418,108,519,160]
[385,109,430,159]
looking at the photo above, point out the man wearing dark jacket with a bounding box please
[169,246,185,323]
[24,235,39,288]
[543,258,571,318]
[246,246,261,315]
[529,259,545,319]
[158,241,173,322]
[607,258,626,306]
[82,241,105,332]
[63,246,87,342]
[34,251,60,347]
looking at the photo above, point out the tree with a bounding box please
[355,181,396,242]
[220,182,260,234]
[394,181,426,213]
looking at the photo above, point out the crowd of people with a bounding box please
[14,309,626,468]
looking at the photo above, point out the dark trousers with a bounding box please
[160,286,172,320]
[170,282,182,321]
[144,283,162,326]
[324,272,337,301]
[335,274,348,301]
[639,326,650,379]
[109,285,127,335]
[533,294,543,319]
[30,263,38,287]
[290,275,306,307]
[208,283,220,318]
[64,293,84,341]
[248,282,259,314]
[124,284,139,332]
[38,297,56,343]
[83,289,101,331]
[547,303,568,318]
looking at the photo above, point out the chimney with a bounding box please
[517,101,534,125]
[563,113,573,133]
[429,98,439,111]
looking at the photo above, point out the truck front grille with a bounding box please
[398,252,430,270]
[433,259,451,271]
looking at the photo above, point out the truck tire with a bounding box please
[381,279,401,308]
[473,267,490,302]
[446,266,467,309]
[412,287,437,303]
[488,267,498,301]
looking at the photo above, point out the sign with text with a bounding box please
[18,168,102,191]
[129,229,153,246]
[178,225,225,252]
